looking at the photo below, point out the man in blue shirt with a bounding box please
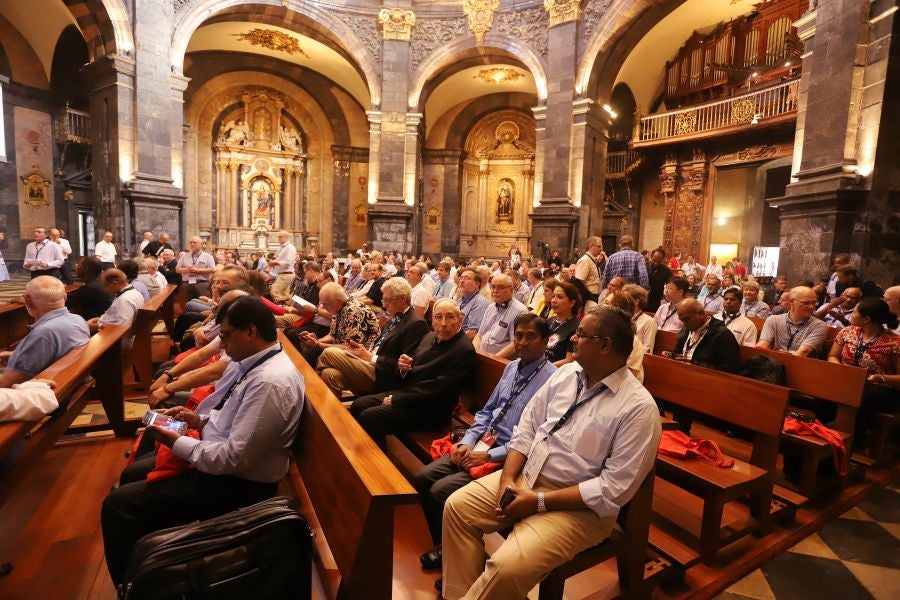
[415,312,556,570]
[0,276,89,388]
[456,268,490,340]
[600,235,649,290]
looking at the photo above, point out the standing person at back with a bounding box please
[704,256,723,280]
[176,236,216,301]
[601,235,649,290]
[49,228,73,284]
[268,231,297,302]
[573,237,605,302]
[23,227,65,279]
[94,231,118,270]
[646,248,673,312]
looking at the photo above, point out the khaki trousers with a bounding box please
[441,470,615,600]
[274,312,301,329]
[270,273,295,303]
[316,346,376,397]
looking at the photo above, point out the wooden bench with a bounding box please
[278,331,419,600]
[124,284,178,392]
[0,324,129,506]
[0,302,30,351]
[738,345,867,497]
[643,354,791,564]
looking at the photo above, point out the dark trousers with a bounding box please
[171,313,205,342]
[349,394,444,447]
[61,259,74,284]
[100,262,115,271]
[30,268,61,279]
[413,453,475,544]
[101,453,277,586]
[184,282,211,302]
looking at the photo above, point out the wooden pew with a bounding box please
[278,331,419,600]
[123,285,178,392]
[0,302,30,351]
[653,329,679,356]
[0,324,128,506]
[643,354,791,564]
[738,345,867,496]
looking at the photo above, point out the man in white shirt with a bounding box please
[146,258,169,293]
[815,287,861,329]
[406,263,434,316]
[681,254,699,279]
[440,306,661,599]
[473,274,528,358]
[176,236,216,301]
[139,231,153,254]
[268,230,297,302]
[654,278,687,333]
[714,288,758,346]
[88,268,145,349]
[23,227,65,279]
[49,228,73,284]
[573,236,604,300]
[0,380,59,422]
[826,253,850,300]
[94,231,118,270]
[703,256,723,280]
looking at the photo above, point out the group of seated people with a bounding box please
[0,237,897,599]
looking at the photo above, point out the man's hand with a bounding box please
[298,331,319,350]
[87,317,100,333]
[148,386,172,409]
[345,340,373,362]
[194,329,210,347]
[382,394,393,406]
[148,425,180,447]
[450,444,470,465]
[162,406,201,429]
[149,375,168,393]
[398,354,413,374]
[459,451,490,469]
[496,484,538,522]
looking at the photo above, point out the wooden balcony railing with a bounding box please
[606,149,642,179]
[634,78,799,147]
[55,106,91,145]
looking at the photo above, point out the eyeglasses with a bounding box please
[490,284,512,290]
[382,295,397,303]
[573,329,604,340]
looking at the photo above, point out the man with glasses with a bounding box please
[573,236,605,301]
[439,306,661,599]
[757,286,830,357]
[457,268,490,340]
[176,236,216,301]
[317,277,428,398]
[349,299,474,446]
[473,274,528,358]
[815,287,862,329]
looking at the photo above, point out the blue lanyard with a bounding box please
[547,378,608,437]
[487,359,547,434]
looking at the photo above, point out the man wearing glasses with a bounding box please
[573,236,606,301]
[456,268,490,340]
[439,306,661,599]
[473,274,528,358]
[757,286,830,357]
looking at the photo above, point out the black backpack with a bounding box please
[739,354,787,386]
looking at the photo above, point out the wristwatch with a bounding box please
[537,492,547,513]
[163,369,175,382]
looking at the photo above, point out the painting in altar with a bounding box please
[251,177,275,224]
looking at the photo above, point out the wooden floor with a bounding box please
[0,426,896,600]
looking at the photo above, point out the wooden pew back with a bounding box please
[279,332,417,600]
[125,285,178,390]
[0,302,30,350]
[459,351,509,415]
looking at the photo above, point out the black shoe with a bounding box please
[420,545,442,570]
[434,578,442,593]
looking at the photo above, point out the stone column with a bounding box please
[771,0,899,286]
[227,161,239,229]
[571,98,611,243]
[529,1,582,256]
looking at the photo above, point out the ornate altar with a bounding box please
[213,89,307,250]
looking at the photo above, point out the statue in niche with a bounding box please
[496,180,513,223]
[220,119,250,145]
[279,125,301,153]
[251,178,274,224]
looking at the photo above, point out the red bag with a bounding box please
[782,416,847,475]
[429,433,503,479]
[658,430,735,468]
[146,430,201,483]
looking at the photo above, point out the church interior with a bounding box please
[0,0,898,599]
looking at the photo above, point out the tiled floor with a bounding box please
[0,276,29,302]
[715,483,900,600]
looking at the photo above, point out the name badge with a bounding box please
[522,437,550,488]
[473,431,496,453]
[188,276,197,285]
[498,320,508,329]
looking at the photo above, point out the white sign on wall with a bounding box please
[752,246,780,277]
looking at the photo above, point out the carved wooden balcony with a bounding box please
[632,77,799,148]
[606,149,643,180]
[55,106,91,145]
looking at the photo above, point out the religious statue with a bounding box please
[496,181,513,223]
[251,178,274,223]
[220,119,250,145]
[279,125,301,153]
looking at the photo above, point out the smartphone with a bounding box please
[142,410,188,436]
[499,487,516,508]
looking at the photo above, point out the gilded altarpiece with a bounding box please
[460,111,536,257]
[213,89,306,250]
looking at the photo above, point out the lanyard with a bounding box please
[34,241,47,259]
[547,378,608,438]
[703,295,719,309]
[722,311,739,326]
[486,359,547,434]
[191,252,201,265]
[458,292,478,309]
[786,318,810,350]
[660,305,677,327]
[853,330,882,366]
[684,320,711,354]
[214,346,281,411]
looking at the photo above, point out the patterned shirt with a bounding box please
[742,299,771,319]
[835,326,899,376]
[601,248,649,289]
[330,296,379,347]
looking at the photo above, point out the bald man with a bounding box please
[757,286,830,357]
[0,277,89,388]
[473,274,528,358]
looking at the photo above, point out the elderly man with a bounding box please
[406,263,434,316]
[416,313,557,570]
[146,258,168,293]
[139,231,153,254]
[87,269,145,349]
[885,285,900,334]
[704,256,723,280]
[741,281,771,318]
[49,228,73,284]
[600,235,649,290]
[342,259,364,293]
[573,236,605,300]
[317,278,428,397]
[714,288,758,347]
[176,236,216,301]
[101,296,303,587]
[136,258,162,297]
[268,230,298,302]
[158,248,181,284]
[654,278,687,333]
[670,299,741,371]
[349,299,475,446]
[457,268,491,339]
[23,227,66,279]
[473,274,528,358]
[0,277,89,388]
[292,282,379,365]
[440,306,661,599]
[815,287,862,329]
[757,286,830,357]
[94,231,118,270]
[143,232,173,258]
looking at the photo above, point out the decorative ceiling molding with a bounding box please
[411,17,468,71]
[475,67,524,85]
[463,0,500,43]
[495,7,549,60]
[543,0,582,27]
[378,8,417,41]
[580,0,612,49]
[336,13,382,62]
[231,28,310,58]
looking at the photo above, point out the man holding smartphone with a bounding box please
[439,306,661,600]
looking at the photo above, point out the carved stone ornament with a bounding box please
[464,0,500,43]
[411,17,467,71]
[730,98,756,124]
[543,0,582,27]
[337,13,382,62]
[737,144,777,161]
[21,164,50,208]
[674,111,697,135]
[173,0,193,13]
[495,7,549,59]
[378,8,416,41]
[581,0,613,48]
[232,29,310,58]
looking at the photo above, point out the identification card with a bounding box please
[522,437,550,488]
[498,320,508,329]
[473,431,496,453]
[188,276,197,285]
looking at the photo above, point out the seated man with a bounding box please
[87,269,145,348]
[740,281,771,318]
[349,299,475,446]
[275,261,320,328]
[699,275,725,313]
[0,276,90,388]
[317,278,428,397]
[757,286,830,357]
[473,274,528,358]
[119,259,151,302]
[457,268,490,340]
[815,286,861,329]
[440,306,661,599]
[654,277,688,333]
[158,248,181,284]
[406,263,434,316]
[670,299,741,371]
[136,257,162,296]
[415,313,557,570]
[714,288,759,347]
[101,296,303,586]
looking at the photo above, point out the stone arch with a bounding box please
[0,15,49,89]
[442,93,538,150]
[576,0,685,101]
[409,33,548,112]
[171,0,380,108]
[62,0,134,59]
